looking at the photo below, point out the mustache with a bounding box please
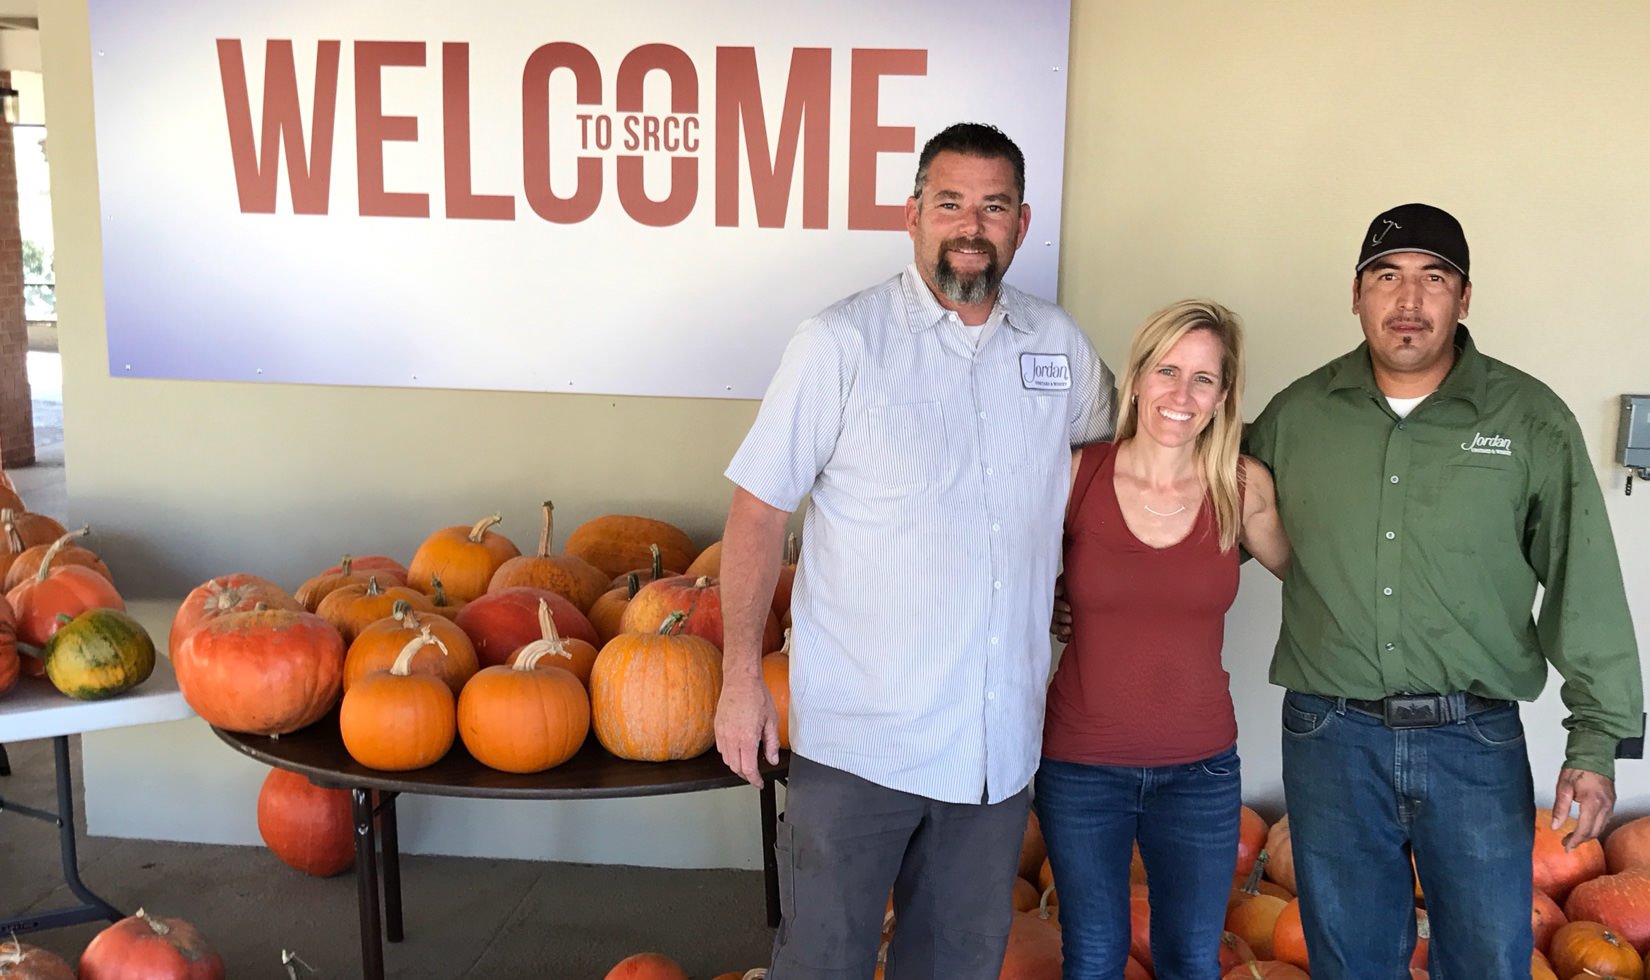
[1383,314,1432,329]
[940,236,999,263]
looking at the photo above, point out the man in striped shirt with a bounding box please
[716,123,1115,978]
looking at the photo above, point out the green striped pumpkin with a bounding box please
[43,608,155,700]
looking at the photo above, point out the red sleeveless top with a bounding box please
[1042,441,1241,766]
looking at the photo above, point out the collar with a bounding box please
[1327,323,1488,412]
[900,263,1035,335]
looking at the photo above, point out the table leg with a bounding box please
[377,792,403,943]
[0,742,10,776]
[761,778,780,928]
[352,788,384,980]
[0,736,123,932]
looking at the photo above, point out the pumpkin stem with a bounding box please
[1037,885,1056,920]
[431,574,452,608]
[657,610,688,635]
[468,513,503,543]
[253,601,268,612]
[650,542,662,581]
[365,576,383,597]
[783,531,799,565]
[1,517,21,556]
[515,598,573,669]
[625,571,640,600]
[538,501,555,557]
[741,970,769,980]
[391,599,416,626]
[339,554,354,576]
[136,908,171,936]
[1240,849,1268,894]
[779,627,792,656]
[390,626,449,676]
[693,575,712,588]
[33,529,78,582]
[282,950,319,979]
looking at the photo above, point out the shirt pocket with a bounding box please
[1430,461,1527,552]
[1018,394,1068,472]
[867,401,947,489]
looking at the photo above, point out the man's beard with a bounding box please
[934,237,1002,306]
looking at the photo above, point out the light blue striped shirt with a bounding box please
[727,266,1116,804]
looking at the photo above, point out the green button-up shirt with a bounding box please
[1245,326,1642,778]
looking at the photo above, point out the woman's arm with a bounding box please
[1239,456,1290,579]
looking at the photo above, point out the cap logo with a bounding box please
[1370,219,1401,247]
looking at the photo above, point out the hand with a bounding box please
[1551,768,1617,850]
[1050,574,1073,643]
[716,673,781,789]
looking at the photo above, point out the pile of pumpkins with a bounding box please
[0,909,225,980]
[994,803,1650,980]
[0,501,158,705]
[168,504,798,782]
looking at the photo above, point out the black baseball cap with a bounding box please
[1355,203,1469,280]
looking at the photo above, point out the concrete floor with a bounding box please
[0,738,778,978]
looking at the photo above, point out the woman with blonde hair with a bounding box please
[1037,299,1288,978]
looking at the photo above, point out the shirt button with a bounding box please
[992,523,1001,532]
[1385,642,1396,651]
[987,691,996,701]
[1383,587,1394,596]
[986,467,995,476]
[979,411,987,419]
[990,636,1000,645]
[1385,531,1396,540]
[994,581,1003,590]
[1390,475,1400,484]
[1397,422,1408,430]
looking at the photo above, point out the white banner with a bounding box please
[89,1,1072,398]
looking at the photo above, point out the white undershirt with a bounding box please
[1386,393,1431,418]
[964,307,1007,349]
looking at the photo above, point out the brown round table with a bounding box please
[214,717,787,980]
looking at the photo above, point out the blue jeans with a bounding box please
[1280,691,1535,979]
[1034,747,1242,979]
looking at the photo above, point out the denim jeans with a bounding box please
[1034,747,1242,979]
[1280,691,1535,979]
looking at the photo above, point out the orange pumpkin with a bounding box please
[620,574,780,652]
[507,597,598,689]
[999,910,1063,980]
[322,554,408,583]
[456,586,598,667]
[1236,806,1268,878]
[2,526,113,593]
[407,513,520,602]
[1536,887,1571,955]
[1549,920,1644,980]
[591,611,722,761]
[0,594,17,698]
[1264,816,1296,894]
[78,909,225,980]
[1226,892,1288,960]
[1609,817,1650,875]
[1537,808,1608,903]
[0,518,26,589]
[425,574,467,621]
[170,573,302,657]
[762,629,792,749]
[1222,962,1309,979]
[1011,876,1040,913]
[316,576,436,643]
[488,501,610,612]
[0,509,67,550]
[173,607,343,735]
[685,539,722,578]
[1271,898,1308,969]
[295,555,378,612]
[589,573,642,646]
[257,767,354,877]
[603,953,690,980]
[458,617,591,773]
[6,534,125,648]
[340,629,457,771]
[1533,950,1559,980]
[567,515,698,580]
[0,939,75,979]
[1219,931,1257,971]
[1566,868,1650,955]
[0,484,21,513]
[344,602,478,695]
[1129,884,1153,970]
[1018,808,1047,884]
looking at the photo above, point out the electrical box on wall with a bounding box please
[1619,395,1650,475]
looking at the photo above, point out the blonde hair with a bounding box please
[1115,299,1247,551]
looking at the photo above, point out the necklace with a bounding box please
[1142,503,1187,517]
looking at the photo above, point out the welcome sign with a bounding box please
[89,2,1072,398]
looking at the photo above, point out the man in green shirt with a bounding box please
[1244,203,1642,978]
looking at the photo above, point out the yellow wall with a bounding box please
[40,1,1650,809]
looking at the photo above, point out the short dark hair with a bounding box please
[911,123,1025,203]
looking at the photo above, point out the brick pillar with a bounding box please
[0,69,30,468]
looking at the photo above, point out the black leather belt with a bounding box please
[1341,692,1510,729]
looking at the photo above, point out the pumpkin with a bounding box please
[257,767,354,877]
[1537,808,1608,902]
[1236,806,1268,878]
[323,554,408,583]
[344,601,477,695]
[3,526,113,593]
[508,597,598,688]
[170,573,301,656]
[340,629,457,770]
[456,586,598,667]
[1533,950,1559,980]
[173,607,344,735]
[295,555,378,612]
[407,513,520,602]
[0,509,67,550]
[0,939,75,980]
[999,910,1063,980]
[488,501,610,612]
[1412,907,1431,969]
[1264,816,1296,894]
[1567,868,1650,954]
[424,574,467,621]
[79,909,225,980]
[1549,921,1644,980]
[457,612,591,773]
[591,611,723,761]
[620,574,781,652]
[1609,818,1650,875]
[567,514,698,580]
[0,484,21,513]
[1012,876,1040,912]
[686,539,723,578]
[42,607,155,700]
[1035,884,1059,927]
[1129,884,1153,969]
[1219,931,1257,971]
[1222,963,1310,980]
[0,593,17,698]
[589,573,642,646]
[762,629,792,749]
[316,576,436,643]
[1226,892,1288,959]
[0,518,26,588]
[6,533,125,648]
[1537,887,1572,954]
[1271,898,1308,969]
[604,953,690,980]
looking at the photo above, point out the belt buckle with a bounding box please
[1383,694,1444,729]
